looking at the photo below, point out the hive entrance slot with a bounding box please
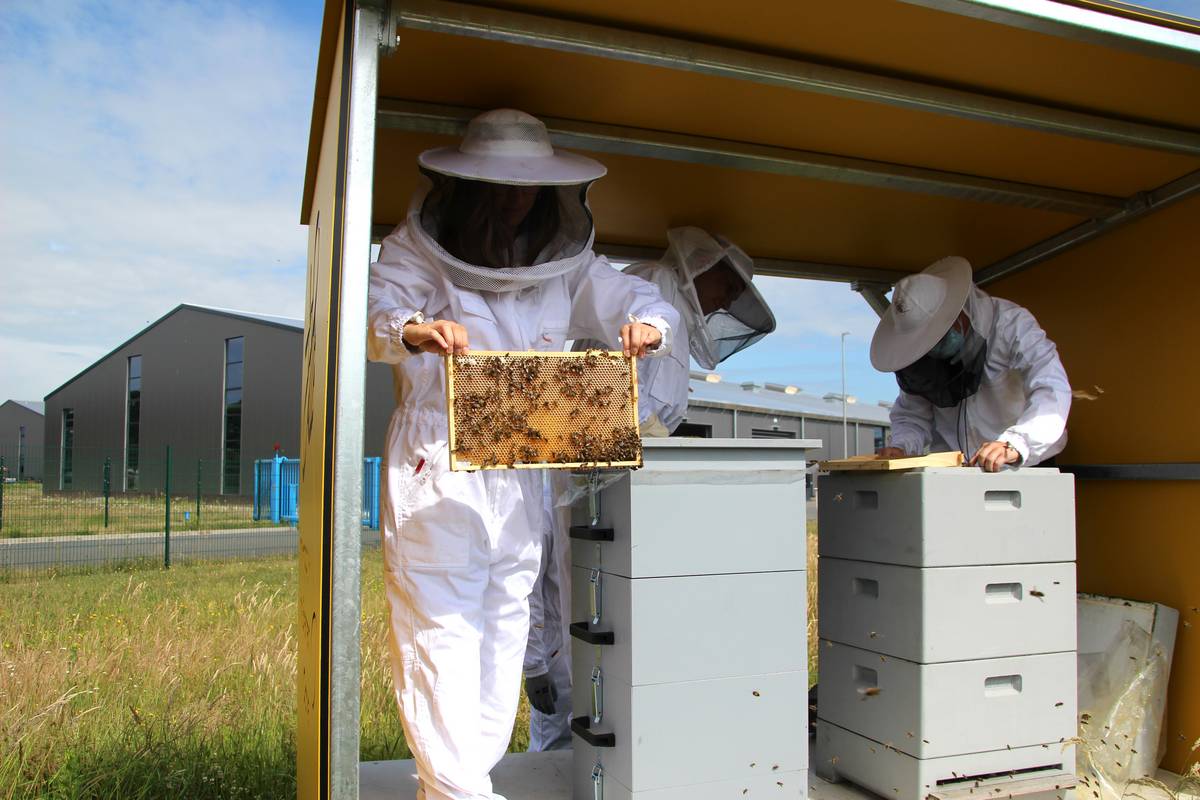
[934,763,1064,787]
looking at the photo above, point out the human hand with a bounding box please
[618,322,662,358]
[403,319,470,354]
[525,673,558,715]
[969,441,1020,472]
[876,447,908,459]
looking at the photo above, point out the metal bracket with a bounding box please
[376,0,401,55]
[591,763,604,800]
[587,469,603,527]
[588,568,602,626]
[591,665,604,724]
[852,280,893,318]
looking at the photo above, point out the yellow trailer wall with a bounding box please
[987,194,1200,773]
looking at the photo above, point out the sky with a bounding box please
[3,0,1197,408]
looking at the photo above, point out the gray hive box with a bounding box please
[819,558,1076,662]
[818,468,1075,567]
[570,438,817,799]
[816,466,1077,800]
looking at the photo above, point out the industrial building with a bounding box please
[0,399,45,481]
[41,303,889,494]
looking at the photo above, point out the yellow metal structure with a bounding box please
[301,0,1200,788]
[445,351,641,471]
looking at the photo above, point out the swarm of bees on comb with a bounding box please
[447,350,642,471]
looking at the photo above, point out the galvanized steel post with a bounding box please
[195,459,202,529]
[164,445,172,569]
[103,457,111,528]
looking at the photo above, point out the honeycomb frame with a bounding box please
[445,350,642,471]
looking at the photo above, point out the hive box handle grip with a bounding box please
[572,716,615,747]
[571,621,614,645]
[570,525,615,542]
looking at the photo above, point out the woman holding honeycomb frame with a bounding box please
[367,108,679,800]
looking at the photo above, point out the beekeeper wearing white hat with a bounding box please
[870,256,1071,471]
[523,227,775,753]
[368,108,679,800]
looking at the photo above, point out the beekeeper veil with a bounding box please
[660,227,776,369]
[409,109,607,293]
[870,257,996,408]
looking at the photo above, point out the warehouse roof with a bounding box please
[6,400,45,416]
[46,304,306,399]
[687,372,892,425]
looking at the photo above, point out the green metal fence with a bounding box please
[0,445,380,574]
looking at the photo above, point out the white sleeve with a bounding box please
[888,390,934,456]
[995,308,1072,465]
[367,228,442,364]
[524,554,551,677]
[567,256,680,358]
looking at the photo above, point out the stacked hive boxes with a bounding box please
[815,467,1078,800]
[570,439,815,799]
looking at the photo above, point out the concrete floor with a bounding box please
[360,746,1189,800]
[360,744,912,800]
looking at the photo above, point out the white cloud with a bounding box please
[0,1,316,400]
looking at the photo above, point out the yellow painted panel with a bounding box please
[299,3,346,798]
[373,128,1084,271]
[1074,481,1200,773]
[990,196,1200,773]
[987,193,1200,464]
[377,31,1200,199]
[472,0,1200,130]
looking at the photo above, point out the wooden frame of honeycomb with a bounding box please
[445,350,642,471]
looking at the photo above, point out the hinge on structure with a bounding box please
[852,280,892,318]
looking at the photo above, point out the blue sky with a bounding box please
[3,0,1196,407]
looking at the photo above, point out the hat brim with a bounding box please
[870,256,974,372]
[418,147,607,186]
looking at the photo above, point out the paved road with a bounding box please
[0,526,380,571]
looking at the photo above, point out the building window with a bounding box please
[126,355,142,490]
[751,428,797,439]
[17,425,26,481]
[222,337,244,494]
[874,426,887,451]
[672,422,712,438]
[61,409,75,489]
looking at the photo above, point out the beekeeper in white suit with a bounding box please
[368,108,678,800]
[870,256,1071,470]
[523,227,775,752]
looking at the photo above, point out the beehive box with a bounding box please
[445,350,641,471]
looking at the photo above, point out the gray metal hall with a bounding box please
[40,303,890,495]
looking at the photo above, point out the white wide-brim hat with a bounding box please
[418,108,607,186]
[870,256,974,372]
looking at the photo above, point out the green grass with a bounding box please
[0,482,279,539]
[0,549,530,800]
[1,527,819,799]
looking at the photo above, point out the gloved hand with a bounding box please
[525,673,559,715]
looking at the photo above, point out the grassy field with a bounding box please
[0,548,534,800]
[1,525,818,799]
[0,482,279,539]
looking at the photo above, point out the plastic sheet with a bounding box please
[1077,596,1180,800]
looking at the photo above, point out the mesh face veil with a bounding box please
[895,287,993,408]
[659,227,775,369]
[410,172,597,293]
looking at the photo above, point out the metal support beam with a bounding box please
[370,224,910,285]
[897,0,1200,67]
[1058,463,1200,480]
[378,98,1123,215]
[389,0,1200,155]
[975,168,1200,285]
[853,281,894,317]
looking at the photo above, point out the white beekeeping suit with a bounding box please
[368,109,677,800]
[524,228,775,753]
[870,256,1071,470]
